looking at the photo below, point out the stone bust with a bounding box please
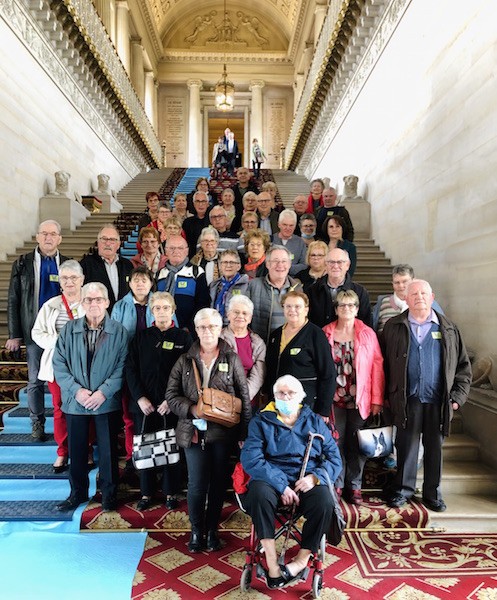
[339,174,363,204]
[54,171,70,194]
[97,173,110,193]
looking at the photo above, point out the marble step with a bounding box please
[427,493,497,533]
[420,461,497,496]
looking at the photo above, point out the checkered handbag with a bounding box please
[132,415,180,470]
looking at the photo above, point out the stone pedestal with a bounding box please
[39,194,90,230]
[94,192,123,213]
[342,197,371,237]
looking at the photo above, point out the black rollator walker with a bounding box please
[239,432,331,598]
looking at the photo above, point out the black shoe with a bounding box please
[137,497,152,511]
[52,458,68,474]
[188,530,204,553]
[102,497,117,512]
[165,496,178,510]
[280,564,306,585]
[422,497,447,512]
[264,569,286,589]
[206,530,222,552]
[32,422,46,442]
[387,493,408,508]
[56,495,88,512]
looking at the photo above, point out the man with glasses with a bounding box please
[156,236,210,332]
[256,192,279,235]
[183,191,212,257]
[231,167,259,215]
[80,224,133,310]
[7,219,69,441]
[209,207,240,252]
[308,247,372,328]
[247,246,303,345]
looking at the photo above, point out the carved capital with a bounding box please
[187,79,203,90]
[249,80,265,91]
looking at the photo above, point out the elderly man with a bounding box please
[7,220,70,441]
[156,235,210,332]
[247,246,303,345]
[316,187,354,241]
[80,224,133,310]
[382,280,471,512]
[53,282,129,512]
[231,166,259,215]
[256,191,279,235]
[208,206,240,252]
[183,191,212,257]
[308,248,372,328]
[292,194,308,235]
[271,209,307,276]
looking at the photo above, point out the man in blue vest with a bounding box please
[381,279,471,512]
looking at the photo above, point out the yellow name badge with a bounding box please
[432,331,442,340]
[232,289,241,295]
[290,348,301,355]
[290,254,295,260]
[178,281,187,288]
[49,274,59,282]
[162,341,174,350]
[218,363,229,372]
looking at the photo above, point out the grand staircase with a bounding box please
[0,167,496,531]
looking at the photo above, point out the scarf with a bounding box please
[161,259,188,295]
[244,254,265,278]
[141,251,161,275]
[393,293,408,312]
[214,273,241,317]
[39,254,59,309]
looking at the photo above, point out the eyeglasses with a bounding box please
[230,310,251,317]
[309,254,326,258]
[268,259,290,265]
[82,297,106,305]
[326,260,347,266]
[167,246,188,252]
[220,261,240,267]
[337,303,358,309]
[210,214,225,219]
[141,239,158,244]
[202,239,217,244]
[60,275,80,283]
[38,231,60,238]
[242,221,258,225]
[194,199,208,204]
[99,237,119,243]
[257,199,271,204]
[196,324,220,333]
[274,390,298,400]
[152,304,172,311]
[283,304,306,311]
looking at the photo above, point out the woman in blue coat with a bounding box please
[241,375,341,589]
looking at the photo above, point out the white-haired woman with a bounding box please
[32,260,87,472]
[220,295,266,410]
[53,282,129,513]
[166,308,251,553]
[241,375,341,589]
[209,250,249,325]
[191,226,220,285]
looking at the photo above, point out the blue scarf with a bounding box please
[214,273,241,317]
[39,255,59,309]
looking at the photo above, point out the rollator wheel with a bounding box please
[240,565,252,591]
[312,572,323,598]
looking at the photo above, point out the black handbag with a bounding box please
[132,415,180,470]
[356,414,393,458]
[323,470,346,546]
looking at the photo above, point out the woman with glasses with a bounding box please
[322,289,384,505]
[265,291,336,419]
[242,229,271,279]
[131,227,168,275]
[32,260,87,472]
[53,282,129,513]
[320,215,357,277]
[191,227,220,285]
[241,375,341,589]
[295,240,328,294]
[126,292,193,511]
[166,308,251,553]
[209,250,249,325]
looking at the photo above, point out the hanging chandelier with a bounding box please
[214,0,235,111]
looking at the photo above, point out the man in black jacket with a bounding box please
[308,248,372,328]
[231,167,259,215]
[7,220,70,440]
[80,224,133,310]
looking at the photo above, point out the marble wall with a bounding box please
[309,0,497,357]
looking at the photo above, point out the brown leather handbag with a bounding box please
[192,360,242,428]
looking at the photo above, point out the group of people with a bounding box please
[6,170,471,587]
[211,127,267,178]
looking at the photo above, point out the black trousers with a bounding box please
[243,480,333,553]
[334,406,367,491]
[394,397,444,502]
[66,411,120,501]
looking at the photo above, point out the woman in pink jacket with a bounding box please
[323,290,384,505]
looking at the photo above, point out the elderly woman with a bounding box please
[322,290,384,504]
[187,177,217,213]
[31,260,87,472]
[220,295,266,409]
[265,291,336,419]
[237,211,259,252]
[231,189,258,234]
[191,226,220,285]
[305,178,325,214]
[299,213,317,246]
[166,308,251,553]
[138,191,160,230]
[321,215,357,277]
[220,188,236,228]
[242,228,271,279]
[295,240,328,294]
[132,227,168,275]
[53,282,129,512]
[172,193,192,224]
[150,203,172,231]
[126,292,193,510]
[209,250,249,324]
[241,375,341,589]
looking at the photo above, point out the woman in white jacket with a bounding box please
[31,260,86,472]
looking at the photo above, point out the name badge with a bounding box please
[49,274,59,282]
[432,331,442,340]
[162,341,174,350]
[290,253,295,260]
[218,363,229,372]
[290,348,301,355]
[232,289,241,295]
[178,281,187,288]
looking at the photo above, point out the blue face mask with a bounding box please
[275,398,300,416]
[301,231,315,239]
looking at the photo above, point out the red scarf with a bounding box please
[244,254,265,278]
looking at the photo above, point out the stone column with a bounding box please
[249,79,265,153]
[144,72,157,130]
[187,79,203,167]
[131,37,145,104]
[314,1,328,45]
[244,105,250,168]
[115,1,130,75]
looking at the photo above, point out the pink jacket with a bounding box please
[322,318,385,419]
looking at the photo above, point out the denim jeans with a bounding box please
[26,342,45,425]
